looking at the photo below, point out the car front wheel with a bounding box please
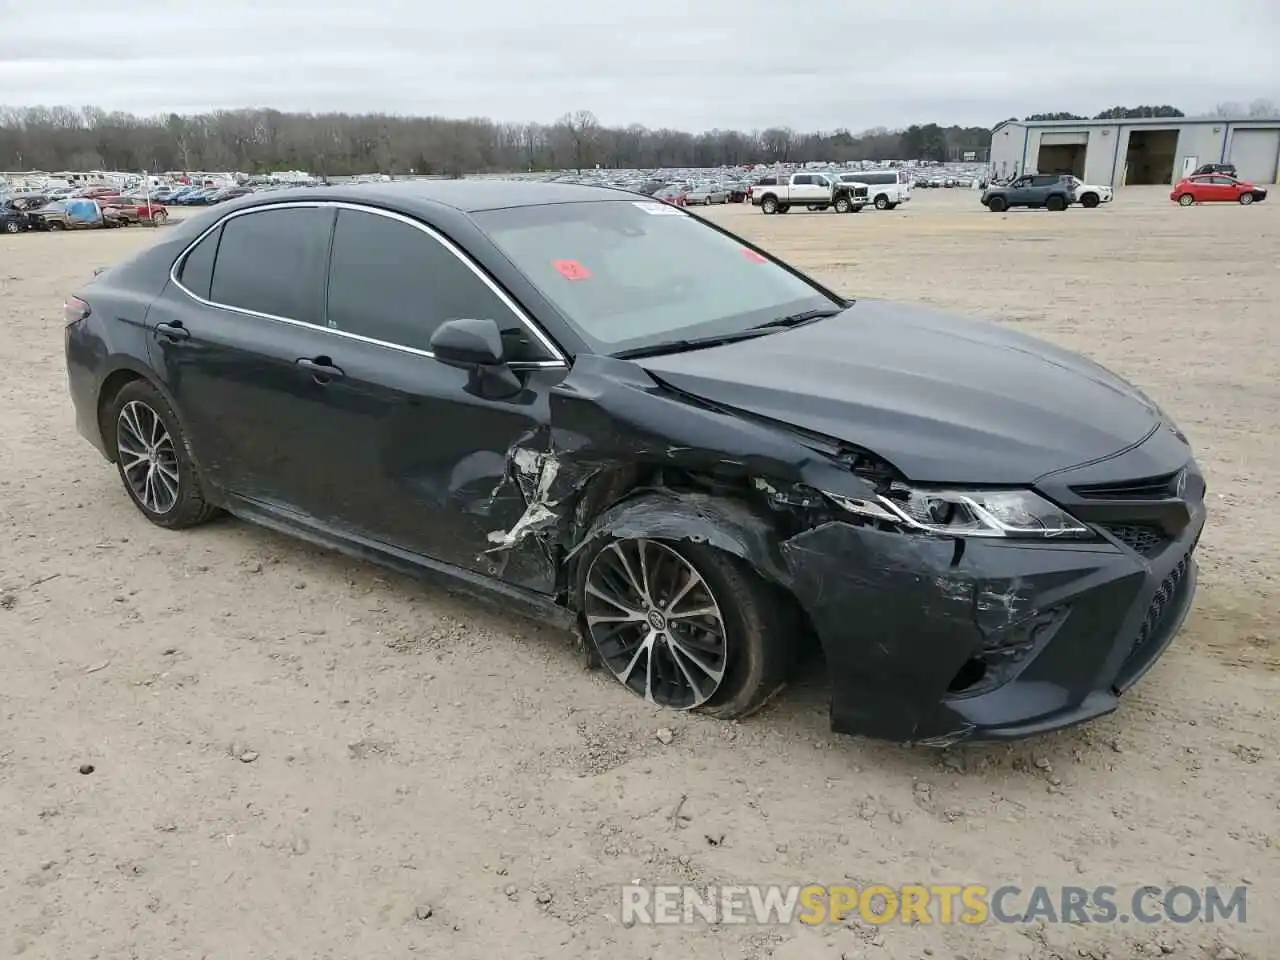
[107,380,219,529]
[1178,193,1196,206]
[578,533,793,719]
[1080,193,1100,208]
[987,196,1007,212]
[1239,193,1254,205]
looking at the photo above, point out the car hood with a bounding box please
[638,300,1162,484]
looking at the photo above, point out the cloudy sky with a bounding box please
[1,0,1277,131]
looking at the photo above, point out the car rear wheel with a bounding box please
[578,534,792,719]
[885,202,898,210]
[107,380,219,529]
[874,195,889,210]
[1239,193,1254,205]
[1080,193,1100,208]
[987,196,1007,213]
[47,221,64,231]
[1178,193,1195,206]
[761,196,778,215]
[1046,195,1067,211]
[152,209,168,225]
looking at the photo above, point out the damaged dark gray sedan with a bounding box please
[64,181,1206,744]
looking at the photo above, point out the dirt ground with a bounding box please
[1,187,1276,960]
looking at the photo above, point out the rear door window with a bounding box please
[209,206,333,321]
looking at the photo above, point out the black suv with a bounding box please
[1192,163,1237,178]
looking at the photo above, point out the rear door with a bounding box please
[147,204,347,511]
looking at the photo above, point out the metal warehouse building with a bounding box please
[990,116,1280,187]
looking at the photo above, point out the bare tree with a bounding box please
[1249,98,1279,118]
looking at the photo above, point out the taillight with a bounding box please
[64,296,91,325]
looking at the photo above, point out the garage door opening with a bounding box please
[1124,130,1179,185]
[1037,143,1086,177]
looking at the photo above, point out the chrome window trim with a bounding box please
[167,199,569,368]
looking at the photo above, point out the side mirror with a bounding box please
[430,317,505,369]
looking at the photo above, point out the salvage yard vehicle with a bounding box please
[1171,174,1267,206]
[751,173,868,214]
[1,200,31,233]
[28,198,127,231]
[685,183,728,205]
[1061,175,1113,208]
[99,197,170,226]
[64,180,1206,745]
[981,174,1076,212]
[838,169,912,210]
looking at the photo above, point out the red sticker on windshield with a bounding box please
[553,259,592,280]
[742,249,767,263]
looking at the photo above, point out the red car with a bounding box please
[99,197,170,225]
[1171,174,1268,206]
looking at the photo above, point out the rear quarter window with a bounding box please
[175,224,221,301]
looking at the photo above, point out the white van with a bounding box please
[834,169,912,210]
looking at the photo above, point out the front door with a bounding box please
[293,205,568,588]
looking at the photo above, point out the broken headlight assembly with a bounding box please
[827,483,1091,539]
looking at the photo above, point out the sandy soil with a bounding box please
[1,188,1276,960]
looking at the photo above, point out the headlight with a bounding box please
[826,483,1091,539]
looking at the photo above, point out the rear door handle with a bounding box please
[296,356,345,382]
[155,321,190,341]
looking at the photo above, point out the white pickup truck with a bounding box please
[749,172,869,214]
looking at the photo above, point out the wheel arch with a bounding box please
[95,362,194,466]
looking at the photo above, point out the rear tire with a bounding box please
[761,196,778,215]
[576,524,795,720]
[874,195,889,210]
[1239,193,1254,205]
[1046,195,1067,211]
[1178,193,1195,206]
[106,380,220,530]
[152,209,168,225]
[885,202,898,210]
[47,221,64,231]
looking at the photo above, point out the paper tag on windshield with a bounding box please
[632,201,687,216]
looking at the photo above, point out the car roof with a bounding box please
[232,179,639,214]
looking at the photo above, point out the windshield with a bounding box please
[473,199,837,355]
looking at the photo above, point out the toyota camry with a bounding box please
[64,181,1206,744]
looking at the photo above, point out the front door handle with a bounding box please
[296,356,345,383]
[155,321,190,341]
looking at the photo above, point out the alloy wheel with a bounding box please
[584,539,728,709]
[116,400,180,514]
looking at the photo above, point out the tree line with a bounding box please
[0,105,994,176]
[3,101,1273,177]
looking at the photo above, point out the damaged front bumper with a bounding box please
[781,490,1204,745]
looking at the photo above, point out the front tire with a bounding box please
[2,220,19,234]
[1178,193,1195,206]
[577,532,793,719]
[987,196,1008,212]
[1239,193,1254,205]
[1046,195,1067,211]
[106,380,219,529]
[833,196,852,214]
[1080,192,1100,208]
